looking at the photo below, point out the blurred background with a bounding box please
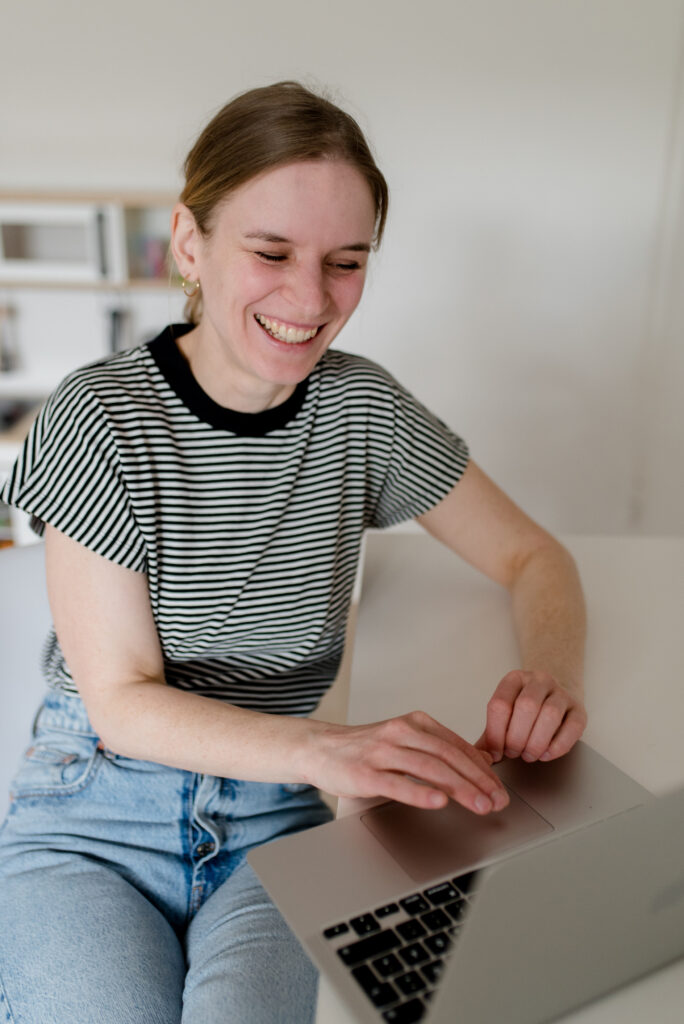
[1,0,682,539]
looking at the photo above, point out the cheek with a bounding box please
[203,255,279,308]
[334,274,367,315]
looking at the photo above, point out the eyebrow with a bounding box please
[244,231,370,253]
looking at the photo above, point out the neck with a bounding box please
[176,325,295,413]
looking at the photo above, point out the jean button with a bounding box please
[196,841,214,858]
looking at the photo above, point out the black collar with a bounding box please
[148,324,309,436]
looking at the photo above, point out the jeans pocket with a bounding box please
[10,735,102,800]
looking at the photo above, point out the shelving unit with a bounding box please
[0,190,178,289]
[0,190,185,544]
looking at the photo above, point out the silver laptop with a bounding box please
[249,743,684,1022]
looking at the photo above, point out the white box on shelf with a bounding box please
[0,201,126,285]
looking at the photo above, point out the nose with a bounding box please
[284,260,328,319]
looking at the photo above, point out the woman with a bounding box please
[0,81,586,1023]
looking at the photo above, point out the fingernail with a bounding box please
[491,751,502,763]
[504,748,517,759]
[492,790,509,811]
[540,751,552,761]
[522,752,535,762]
[475,795,492,813]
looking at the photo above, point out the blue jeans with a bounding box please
[0,689,333,1023]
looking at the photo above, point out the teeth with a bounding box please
[255,314,319,344]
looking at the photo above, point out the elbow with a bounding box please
[78,681,145,755]
[85,697,123,752]
[507,533,580,592]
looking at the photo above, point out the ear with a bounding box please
[170,203,202,281]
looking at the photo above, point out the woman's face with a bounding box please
[173,159,377,406]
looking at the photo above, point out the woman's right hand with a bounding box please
[304,711,510,815]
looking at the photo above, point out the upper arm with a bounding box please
[416,461,564,588]
[45,524,165,732]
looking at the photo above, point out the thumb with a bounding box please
[473,734,493,764]
[474,732,501,765]
[474,731,489,751]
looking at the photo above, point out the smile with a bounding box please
[255,314,321,345]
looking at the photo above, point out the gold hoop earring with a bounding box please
[182,279,201,298]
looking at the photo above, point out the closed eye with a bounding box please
[256,251,287,262]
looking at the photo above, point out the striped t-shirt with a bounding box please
[2,324,469,715]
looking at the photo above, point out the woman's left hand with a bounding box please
[475,669,587,764]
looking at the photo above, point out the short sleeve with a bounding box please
[0,375,147,571]
[369,376,470,529]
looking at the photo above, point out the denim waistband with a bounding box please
[33,687,98,738]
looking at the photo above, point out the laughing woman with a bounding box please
[0,81,586,1023]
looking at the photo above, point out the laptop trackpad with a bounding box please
[361,787,553,883]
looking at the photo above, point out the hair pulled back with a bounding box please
[179,81,388,323]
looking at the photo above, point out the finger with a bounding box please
[483,672,527,758]
[381,745,509,813]
[519,691,570,762]
[475,732,501,762]
[395,716,501,786]
[367,769,452,810]
[539,708,587,761]
[374,767,501,816]
[400,723,508,805]
[417,712,501,774]
[501,679,555,758]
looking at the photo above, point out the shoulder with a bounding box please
[57,342,156,395]
[44,341,162,426]
[315,349,403,399]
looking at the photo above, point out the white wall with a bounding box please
[2,0,683,534]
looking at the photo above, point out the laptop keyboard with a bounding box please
[322,870,479,1022]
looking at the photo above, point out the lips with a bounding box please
[254,313,321,344]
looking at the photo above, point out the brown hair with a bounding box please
[178,81,389,323]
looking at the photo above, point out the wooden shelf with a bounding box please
[0,277,178,292]
[0,189,176,206]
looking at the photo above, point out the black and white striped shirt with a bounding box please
[2,324,469,715]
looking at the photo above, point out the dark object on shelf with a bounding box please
[0,305,18,372]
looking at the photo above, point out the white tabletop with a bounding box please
[316,532,684,1023]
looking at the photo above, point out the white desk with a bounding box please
[316,533,684,1023]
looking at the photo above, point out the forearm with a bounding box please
[91,679,321,783]
[509,539,586,698]
[90,681,510,815]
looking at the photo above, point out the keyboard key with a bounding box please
[399,893,430,915]
[425,931,451,956]
[452,870,478,895]
[399,942,430,967]
[376,902,400,918]
[350,912,380,936]
[383,998,427,1022]
[337,929,401,967]
[424,881,458,905]
[373,953,403,977]
[323,922,349,939]
[351,965,398,1008]
[421,959,444,985]
[420,908,450,931]
[445,899,468,922]
[397,918,427,941]
[395,970,427,996]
